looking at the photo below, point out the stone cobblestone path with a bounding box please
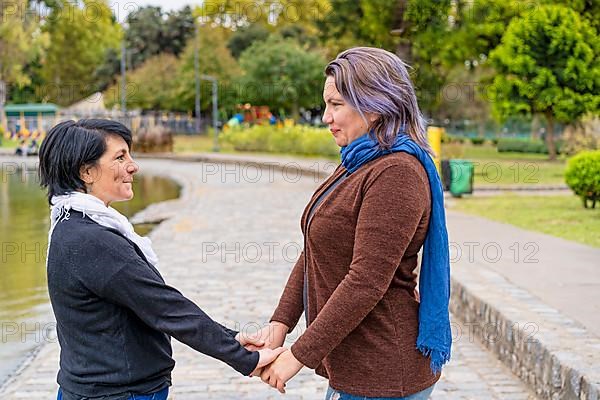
[0,159,539,399]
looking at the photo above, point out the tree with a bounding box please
[41,0,121,105]
[125,5,195,66]
[0,0,47,85]
[125,6,164,70]
[489,5,600,160]
[399,0,452,116]
[197,0,329,31]
[316,0,401,58]
[162,6,195,56]
[238,35,326,118]
[0,0,48,125]
[171,26,241,114]
[227,23,270,58]
[104,54,180,111]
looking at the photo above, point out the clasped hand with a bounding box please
[235,322,304,393]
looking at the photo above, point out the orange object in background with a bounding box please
[236,104,272,125]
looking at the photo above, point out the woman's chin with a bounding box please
[333,137,347,147]
[113,191,134,203]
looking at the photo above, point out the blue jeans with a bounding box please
[326,384,435,400]
[57,387,169,400]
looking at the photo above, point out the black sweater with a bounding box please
[47,211,258,397]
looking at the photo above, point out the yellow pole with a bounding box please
[0,109,7,133]
[427,126,443,173]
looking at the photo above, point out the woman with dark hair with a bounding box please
[254,47,452,399]
[39,119,284,400]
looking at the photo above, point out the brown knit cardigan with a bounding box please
[271,152,440,397]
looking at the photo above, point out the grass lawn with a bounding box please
[451,194,600,248]
[442,144,567,186]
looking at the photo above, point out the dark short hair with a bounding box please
[38,119,132,204]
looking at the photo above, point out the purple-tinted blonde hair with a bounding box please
[325,47,433,154]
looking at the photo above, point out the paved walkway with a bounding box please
[445,210,600,337]
[0,157,539,399]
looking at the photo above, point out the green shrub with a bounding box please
[565,150,600,208]
[220,125,339,157]
[497,138,565,154]
[497,138,547,153]
[470,137,485,146]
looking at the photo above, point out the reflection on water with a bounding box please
[0,166,180,383]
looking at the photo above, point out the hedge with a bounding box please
[497,138,563,154]
[220,125,340,157]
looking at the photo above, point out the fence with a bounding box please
[3,113,211,139]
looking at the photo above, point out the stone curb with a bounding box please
[451,265,600,400]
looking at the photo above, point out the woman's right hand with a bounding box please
[241,322,289,351]
[250,347,287,377]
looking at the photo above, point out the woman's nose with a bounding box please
[322,112,332,125]
[126,160,139,174]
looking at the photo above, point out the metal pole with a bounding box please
[212,78,219,152]
[194,21,201,134]
[0,80,7,132]
[120,38,127,115]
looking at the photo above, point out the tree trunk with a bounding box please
[391,0,412,63]
[291,101,300,122]
[530,114,540,140]
[545,111,557,161]
[478,120,485,138]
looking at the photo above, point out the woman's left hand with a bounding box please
[235,332,265,350]
[260,349,304,393]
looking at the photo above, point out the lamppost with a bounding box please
[121,38,127,115]
[0,79,6,132]
[200,75,219,152]
[194,20,201,133]
[120,21,128,117]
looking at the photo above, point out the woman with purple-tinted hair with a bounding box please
[252,47,453,399]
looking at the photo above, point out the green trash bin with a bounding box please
[449,159,474,197]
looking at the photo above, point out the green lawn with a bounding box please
[451,194,600,248]
[442,144,566,186]
[470,159,566,186]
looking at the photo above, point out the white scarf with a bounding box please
[48,192,159,267]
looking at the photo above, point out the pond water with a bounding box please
[0,165,180,384]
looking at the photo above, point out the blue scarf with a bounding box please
[341,132,452,374]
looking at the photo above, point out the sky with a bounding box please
[113,0,202,21]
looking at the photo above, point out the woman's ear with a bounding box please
[366,112,380,126]
[79,164,94,185]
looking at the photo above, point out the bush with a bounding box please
[497,138,565,154]
[561,116,600,156]
[220,125,339,157]
[565,150,600,208]
[470,137,485,146]
[497,138,547,153]
[134,125,174,153]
